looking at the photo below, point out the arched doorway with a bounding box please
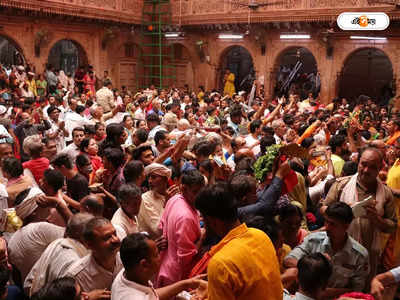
[48,40,88,75]
[219,46,255,93]
[0,36,25,67]
[339,48,394,104]
[164,43,194,90]
[273,47,318,100]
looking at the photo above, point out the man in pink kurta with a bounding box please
[156,170,205,287]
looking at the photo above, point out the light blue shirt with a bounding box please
[285,231,370,291]
[283,290,315,300]
[390,266,400,283]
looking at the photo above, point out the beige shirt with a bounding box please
[111,208,139,240]
[96,87,115,113]
[111,270,158,300]
[8,222,65,281]
[138,190,166,238]
[24,238,89,296]
[65,253,123,292]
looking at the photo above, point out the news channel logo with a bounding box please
[337,12,389,30]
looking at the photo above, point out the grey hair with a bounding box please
[83,217,111,242]
[271,119,284,129]
[23,134,42,156]
[205,132,223,145]
[118,184,142,204]
[65,213,94,241]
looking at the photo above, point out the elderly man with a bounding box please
[96,80,115,113]
[24,213,92,296]
[271,119,286,144]
[285,202,369,299]
[156,170,205,287]
[323,147,397,278]
[112,184,142,239]
[65,217,122,292]
[138,163,172,238]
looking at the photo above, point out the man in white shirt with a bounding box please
[138,163,172,238]
[112,184,141,240]
[65,217,122,292]
[46,106,68,153]
[64,98,90,143]
[112,233,204,300]
[62,127,85,161]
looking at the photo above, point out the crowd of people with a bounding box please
[0,62,398,300]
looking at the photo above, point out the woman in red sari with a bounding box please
[79,138,103,184]
[83,70,96,96]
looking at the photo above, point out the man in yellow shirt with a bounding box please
[329,134,347,177]
[195,182,283,300]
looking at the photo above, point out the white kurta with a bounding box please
[24,238,89,296]
[8,222,65,281]
[138,190,166,238]
[65,253,123,292]
[111,208,139,240]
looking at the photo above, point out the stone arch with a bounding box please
[217,45,255,93]
[47,39,89,75]
[338,47,394,103]
[164,43,195,90]
[0,34,25,66]
[270,45,319,99]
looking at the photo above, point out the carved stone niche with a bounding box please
[34,29,52,57]
[102,27,119,50]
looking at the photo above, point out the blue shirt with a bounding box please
[390,266,400,283]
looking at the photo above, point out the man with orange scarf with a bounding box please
[194,182,282,300]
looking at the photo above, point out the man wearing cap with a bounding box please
[138,163,173,238]
[96,79,115,113]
